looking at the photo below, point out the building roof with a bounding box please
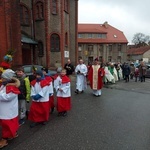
[78,22,128,44]
[127,46,150,55]
[21,34,38,45]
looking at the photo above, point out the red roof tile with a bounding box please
[78,23,128,44]
[127,46,150,55]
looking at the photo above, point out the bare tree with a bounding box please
[132,33,150,47]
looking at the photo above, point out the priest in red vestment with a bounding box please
[88,58,105,97]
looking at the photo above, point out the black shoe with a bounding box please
[26,110,29,119]
[41,121,47,125]
[75,90,79,94]
[62,111,67,117]
[50,107,54,114]
[19,119,25,126]
[30,122,38,128]
[58,112,63,117]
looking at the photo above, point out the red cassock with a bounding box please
[28,79,50,122]
[0,116,19,138]
[28,101,50,122]
[88,66,105,90]
[49,95,55,108]
[57,97,71,112]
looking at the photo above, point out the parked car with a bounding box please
[22,65,57,79]
[136,64,150,78]
[145,64,150,78]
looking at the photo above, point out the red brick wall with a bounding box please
[0,0,21,67]
[10,0,22,66]
[0,1,8,61]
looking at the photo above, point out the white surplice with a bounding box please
[75,64,88,91]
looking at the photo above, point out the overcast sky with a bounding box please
[78,0,150,44]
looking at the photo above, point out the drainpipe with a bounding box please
[31,0,36,64]
[31,0,35,39]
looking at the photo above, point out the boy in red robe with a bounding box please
[54,69,71,116]
[28,70,50,128]
[42,67,55,114]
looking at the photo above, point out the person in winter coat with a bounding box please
[138,62,147,82]
[16,67,31,126]
[0,69,20,148]
[123,62,131,82]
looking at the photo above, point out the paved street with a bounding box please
[2,77,150,150]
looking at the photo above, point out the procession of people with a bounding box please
[0,54,148,148]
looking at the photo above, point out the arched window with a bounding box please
[20,5,30,25]
[35,2,44,20]
[51,0,57,14]
[38,41,44,57]
[50,34,60,52]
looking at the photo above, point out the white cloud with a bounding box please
[78,1,150,44]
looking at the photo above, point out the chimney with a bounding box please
[103,21,108,28]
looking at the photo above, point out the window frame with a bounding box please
[38,41,44,57]
[117,56,121,62]
[88,45,94,55]
[20,4,30,26]
[108,45,112,51]
[118,44,122,51]
[50,34,60,52]
[78,34,82,38]
[108,56,112,62]
[35,1,44,21]
[97,34,103,38]
[51,0,57,15]
[88,34,93,38]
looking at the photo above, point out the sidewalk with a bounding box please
[104,78,150,94]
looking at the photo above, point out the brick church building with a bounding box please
[0,0,78,68]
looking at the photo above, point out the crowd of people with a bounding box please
[0,62,71,148]
[0,55,148,148]
[103,61,147,83]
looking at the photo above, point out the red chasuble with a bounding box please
[88,65,105,90]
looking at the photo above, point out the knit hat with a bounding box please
[57,67,62,73]
[36,70,43,77]
[1,69,16,80]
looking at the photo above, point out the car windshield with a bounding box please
[35,66,43,70]
[24,66,31,73]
